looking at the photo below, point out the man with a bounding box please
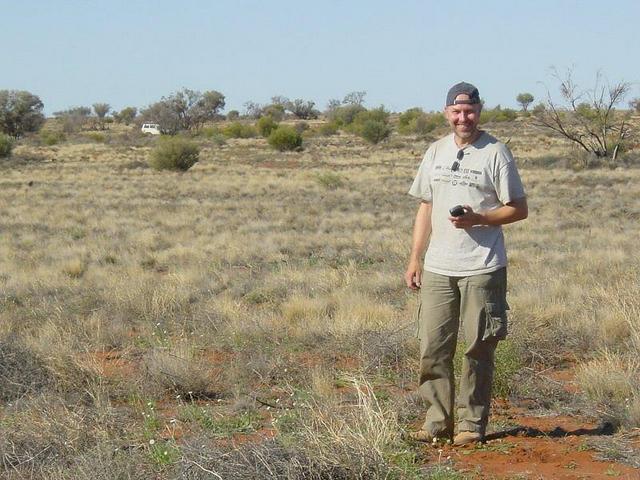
[404,82,527,446]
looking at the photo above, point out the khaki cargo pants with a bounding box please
[416,267,508,437]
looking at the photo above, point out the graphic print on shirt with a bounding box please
[432,161,484,191]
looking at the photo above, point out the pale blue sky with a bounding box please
[2,0,638,115]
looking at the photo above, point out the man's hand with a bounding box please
[449,199,528,228]
[405,258,423,290]
[449,205,482,229]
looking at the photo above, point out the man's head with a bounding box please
[444,82,482,144]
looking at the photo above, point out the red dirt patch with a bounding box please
[419,405,639,479]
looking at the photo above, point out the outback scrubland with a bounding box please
[1,116,639,479]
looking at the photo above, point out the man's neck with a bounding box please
[454,130,482,148]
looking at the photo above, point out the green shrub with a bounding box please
[480,106,518,124]
[399,108,446,135]
[149,136,199,171]
[353,107,389,125]
[268,125,303,151]
[349,107,391,144]
[223,122,257,138]
[0,133,13,158]
[199,126,227,146]
[318,122,339,136]
[40,130,66,145]
[359,120,391,144]
[85,132,106,143]
[398,108,423,134]
[328,104,367,127]
[226,110,240,120]
[257,116,278,137]
[316,172,345,190]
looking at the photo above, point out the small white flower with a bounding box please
[149,439,156,445]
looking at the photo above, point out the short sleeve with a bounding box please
[408,149,434,202]
[494,146,525,205]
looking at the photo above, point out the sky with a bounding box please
[2,0,639,116]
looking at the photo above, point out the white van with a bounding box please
[141,123,161,135]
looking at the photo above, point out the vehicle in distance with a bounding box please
[141,123,161,135]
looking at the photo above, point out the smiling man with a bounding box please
[405,82,528,446]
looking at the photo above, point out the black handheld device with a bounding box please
[449,205,466,217]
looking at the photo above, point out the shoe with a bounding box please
[407,430,448,444]
[453,431,483,446]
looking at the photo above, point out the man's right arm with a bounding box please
[405,201,432,290]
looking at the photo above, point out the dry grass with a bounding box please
[1,119,639,477]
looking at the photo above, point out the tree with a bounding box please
[516,93,534,112]
[0,90,46,138]
[243,101,262,119]
[325,98,342,113]
[53,106,92,133]
[140,89,226,134]
[342,91,367,106]
[629,98,640,113]
[533,69,632,160]
[113,106,137,125]
[286,98,318,119]
[92,103,110,129]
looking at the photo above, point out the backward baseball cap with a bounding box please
[446,82,481,106]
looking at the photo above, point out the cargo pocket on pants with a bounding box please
[482,299,508,341]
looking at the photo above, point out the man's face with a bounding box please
[444,94,482,141]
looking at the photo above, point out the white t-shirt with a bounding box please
[408,132,526,276]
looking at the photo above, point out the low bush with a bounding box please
[0,133,13,157]
[350,107,391,144]
[223,122,257,138]
[0,340,53,401]
[315,172,345,190]
[149,136,199,171]
[328,104,367,127]
[399,108,446,135]
[40,130,66,145]
[144,345,218,398]
[199,126,227,146]
[257,116,278,137]
[360,119,391,144]
[85,132,106,143]
[576,352,640,428]
[480,106,518,124]
[268,125,303,151]
[318,122,339,136]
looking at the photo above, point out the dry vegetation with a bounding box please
[0,117,639,479]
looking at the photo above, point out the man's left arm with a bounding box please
[450,198,528,228]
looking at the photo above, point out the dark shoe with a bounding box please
[453,431,483,446]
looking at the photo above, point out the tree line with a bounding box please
[1,71,639,160]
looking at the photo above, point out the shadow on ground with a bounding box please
[486,421,616,441]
